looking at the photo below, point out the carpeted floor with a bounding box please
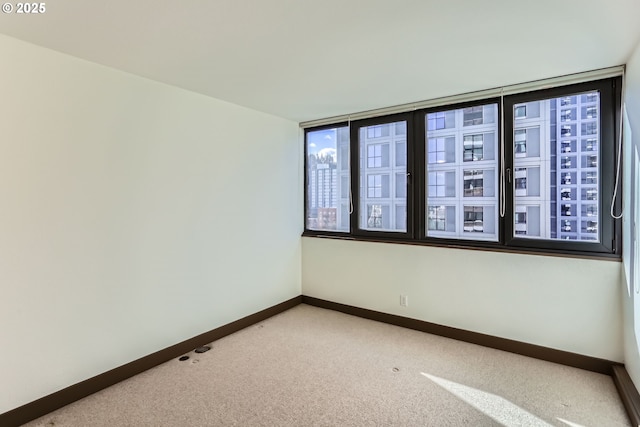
[23,304,630,426]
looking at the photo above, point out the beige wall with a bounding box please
[302,237,622,361]
[0,34,302,413]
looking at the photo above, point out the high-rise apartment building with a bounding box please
[550,92,600,241]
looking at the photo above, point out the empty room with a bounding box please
[2,1,640,426]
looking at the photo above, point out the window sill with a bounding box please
[301,230,621,261]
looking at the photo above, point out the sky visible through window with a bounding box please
[307,128,336,158]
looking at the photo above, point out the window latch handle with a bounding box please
[506,168,512,183]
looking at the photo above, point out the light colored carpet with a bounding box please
[23,304,630,426]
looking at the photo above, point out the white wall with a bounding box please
[0,34,301,413]
[303,237,622,361]
[622,38,640,388]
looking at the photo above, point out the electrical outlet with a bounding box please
[400,294,408,307]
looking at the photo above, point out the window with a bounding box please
[428,112,445,130]
[561,139,577,154]
[367,145,382,168]
[582,138,597,152]
[304,77,621,257]
[426,103,498,241]
[514,127,541,158]
[582,122,597,136]
[582,220,598,233]
[562,172,574,185]
[366,204,384,228]
[514,130,526,156]
[561,125,574,137]
[367,125,390,138]
[428,171,455,198]
[561,156,574,169]
[396,173,407,198]
[582,171,597,184]
[427,205,456,233]
[358,119,408,234]
[561,109,576,121]
[429,213,445,230]
[305,126,350,232]
[427,137,455,164]
[582,188,597,201]
[505,82,616,250]
[583,106,597,119]
[582,204,597,217]
[583,92,598,102]
[513,167,540,198]
[514,211,527,236]
[581,155,598,168]
[463,170,485,197]
[396,141,406,166]
[463,106,484,126]
[562,204,574,216]
[463,134,484,162]
[367,174,382,198]
[560,188,573,201]
[464,206,484,232]
[427,111,454,130]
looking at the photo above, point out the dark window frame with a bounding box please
[417,98,503,246]
[503,78,620,255]
[303,77,622,259]
[303,121,351,237]
[350,112,415,240]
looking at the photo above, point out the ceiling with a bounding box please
[1,0,639,123]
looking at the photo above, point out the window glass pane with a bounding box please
[463,106,483,126]
[395,141,406,166]
[427,205,456,232]
[463,206,484,233]
[359,121,407,232]
[427,111,455,131]
[395,205,406,230]
[463,134,484,161]
[513,91,600,242]
[396,173,406,198]
[427,137,455,164]
[515,130,527,157]
[425,103,499,241]
[306,126,350,231]
[428,170,456,198]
